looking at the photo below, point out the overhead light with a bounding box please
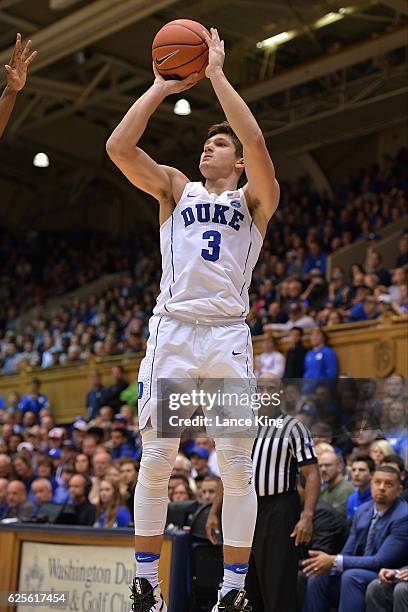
[174,99,191,116]
[313,11,344,29]
[33,153,49,168]
[49,0,82,9]
[257,6,355,50]
[256,31,296,50]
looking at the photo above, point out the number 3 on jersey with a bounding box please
[202,230,221,262]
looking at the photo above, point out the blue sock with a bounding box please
[135,552,160,588]
[220,563,248,598]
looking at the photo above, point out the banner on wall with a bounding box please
[17,541,135,612]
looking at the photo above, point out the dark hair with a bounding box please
[202,475,221,485]
[111,427,125,436]
[207,121,243,157]
[63,460,75,474]
[292,326,304,336]
[169,474,190,487]
[374,465,401,483]
[381,454,405,472]
[71,473,93,496]
[352,453,375,473]
[117,457,139,470]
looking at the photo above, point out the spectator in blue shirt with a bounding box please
[94,478,132,528]
[20,378,49,422]
[347,454,374,519]
[86,370,107,420]
[110,428,140,461]
[53,461,75,504]
[386,399,408,458]
[303,328,338,394]
[345,295,380,323]
[303,241,327,277]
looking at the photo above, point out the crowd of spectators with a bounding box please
[0,367,406,527]
[0,365,406,611]
[0,366,226,527]
[0,149,407,375]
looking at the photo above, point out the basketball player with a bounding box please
[0,33,38,138]
[107,28,280,612]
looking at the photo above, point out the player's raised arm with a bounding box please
[106,66,198,202]
[0,33,37,138]
[203,28,280,223]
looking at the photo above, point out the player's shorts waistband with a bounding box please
[157,311,246,326]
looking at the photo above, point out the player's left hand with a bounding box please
[202,28,225,78]
[302,550,335,577]
[5,33,38,92]
[290,515,313,546]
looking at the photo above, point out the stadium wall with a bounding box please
[0,318,406,424]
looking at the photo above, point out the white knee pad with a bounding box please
[215,437,257,548]
[134,432,179,537]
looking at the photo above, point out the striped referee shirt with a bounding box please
[252,414,317,497]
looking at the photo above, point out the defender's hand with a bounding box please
[5,33,38,92]
[152,62,198,96]
[202,28,225,79]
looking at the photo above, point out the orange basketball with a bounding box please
[152,19,210,81]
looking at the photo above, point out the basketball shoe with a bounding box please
[129,577,167,612]
[211,589,252,611]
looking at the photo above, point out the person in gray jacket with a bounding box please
[366,567,408,612]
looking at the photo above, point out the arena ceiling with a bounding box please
[0,0,407,233]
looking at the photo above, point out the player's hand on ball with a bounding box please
[152,62,198,95]
[5,33,38,92]
[202,28,225,78]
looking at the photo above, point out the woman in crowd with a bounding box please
[74,452,92,475]
[369,439,395,466]
[170,481,196,502]
[94,478,132,528]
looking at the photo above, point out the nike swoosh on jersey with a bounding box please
[232,350,243,355]
[155,50,180,65]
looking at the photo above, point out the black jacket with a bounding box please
[283,342,307,379]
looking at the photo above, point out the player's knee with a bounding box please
[138,445,176,489]
[217,447,253,494]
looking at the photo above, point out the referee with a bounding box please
[207,374,320,612]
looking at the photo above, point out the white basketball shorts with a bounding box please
[137,314,255,432]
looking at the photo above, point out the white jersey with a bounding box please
[153,181,263,324]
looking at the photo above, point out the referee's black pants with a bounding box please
[245,490,301,612]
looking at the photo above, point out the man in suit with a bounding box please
[302,466,408,612]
